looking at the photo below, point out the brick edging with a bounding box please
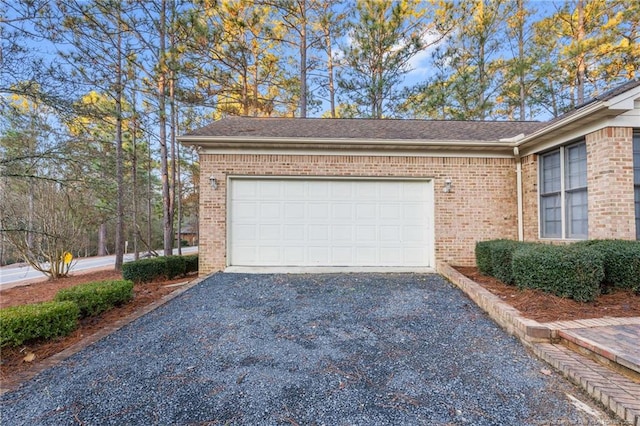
[437,263,551,343]
[0,273,212,396]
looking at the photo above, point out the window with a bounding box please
[634,131,640,240]
[540,141,588,239]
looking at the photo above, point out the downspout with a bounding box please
[514,147,524,241]
[501,133,526,242]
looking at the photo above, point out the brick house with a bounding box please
[179,80,640,275]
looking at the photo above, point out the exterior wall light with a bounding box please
[209,176,218,190]
[443,178,453,193]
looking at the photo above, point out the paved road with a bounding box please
[0,247,198,287]
[0,273,612,425]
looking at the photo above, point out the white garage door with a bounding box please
[229,178,433,267]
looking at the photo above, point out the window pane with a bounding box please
[541,151,560,193]
[541,194,561,238]
[566,189,588,238]
[636,186,640,240]
[566,142,587,190]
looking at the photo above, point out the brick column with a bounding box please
[586,127,636,240]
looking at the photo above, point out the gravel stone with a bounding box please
[0,273,613,425]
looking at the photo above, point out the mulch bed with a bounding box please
[0,270,196,389]
[455,266,640,323]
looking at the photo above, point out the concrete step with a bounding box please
[533,343,640,426]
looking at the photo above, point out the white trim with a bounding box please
[228,175,435,182]
[224,266,437,274]
[519,114,640,157]
[199,148,513,159]
[181,135,509,147]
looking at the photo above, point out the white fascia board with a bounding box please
[178,136,515,158]
[605,85,640,110]
[197,147,514,158]
[179,135,507,147]
[519,111,640,157]
[515,102,605,150]
[516,85,640,154]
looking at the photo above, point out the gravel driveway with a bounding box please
[1,273,608,425]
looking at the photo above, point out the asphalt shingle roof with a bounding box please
[184,117,546,142]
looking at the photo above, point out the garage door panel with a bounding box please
[331,181,353,199]
[229,178,433,267]
[308,203,329,219]
[308,247,329,263]
[356,204,376,219]
[331,225,352,241]
[332,204,353,219]
[234,202,257,218]
[284,225,305,240]
[308,225,329,241]
[259,181,282,198]
[308,181,329,197]
[259,224,280,240]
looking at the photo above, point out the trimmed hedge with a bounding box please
[0,301,80,347]
[475,240,494,276]
[122,254,198,283]
[475,239,526,285]
[122,257,164,283]
[577,240,640,292]
[165,256,186,279]
[512,244,604,302]
[184,254,199,274]
[54,280,134,318]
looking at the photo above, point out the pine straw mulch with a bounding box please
[455,266,640,323]
[0,270,197,391]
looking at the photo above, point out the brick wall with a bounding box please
[198,154,518,274]
[586,127,636,240]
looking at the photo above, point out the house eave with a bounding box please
[178,135,515,156]
[516,83,640,154]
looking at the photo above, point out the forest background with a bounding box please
[1,0,638,275]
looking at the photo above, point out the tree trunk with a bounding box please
[517,0,526,121]
[98,223,107,256]
[299,0,307,118]
[132,101,139,261]
[576,0,586,105]
[159,0,173,256]
[114,13,125,271]
[324,27,336,118]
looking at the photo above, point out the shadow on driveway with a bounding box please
[1,273,607,425]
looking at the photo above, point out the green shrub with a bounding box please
[0,301,79,347]
[577,240,640,292]
[512,244,604,302]
[122,255,196,283]
[183,254,199,274]
[165,256,187,279]
[55,280,134,318]
[475,239,530,285]
[475,241,494,276]
[122,257,167,283]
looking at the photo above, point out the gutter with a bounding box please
[178,135,514,149]
[500,134,526,241]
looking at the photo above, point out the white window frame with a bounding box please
[539,140,588,240]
